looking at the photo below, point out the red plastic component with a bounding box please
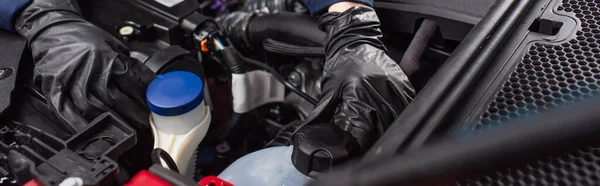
[198,176,234,186]
[24,180,39,186]
[125,170,171,186]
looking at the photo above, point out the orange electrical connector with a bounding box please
[200,39,209,52]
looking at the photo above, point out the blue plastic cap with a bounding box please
[147,71,204,116]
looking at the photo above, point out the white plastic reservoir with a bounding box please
[218,146,312,186]
[146,71,211,177]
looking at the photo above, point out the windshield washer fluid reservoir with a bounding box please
[218,146,312,186]
[147,71,211,177]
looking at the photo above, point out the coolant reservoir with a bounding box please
[147,71,211,177]
[218,146,312,186]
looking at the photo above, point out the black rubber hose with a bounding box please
[399,19,439,77]
[263,39,325,58]
[248,12,325,47]
[404,0,535,152]
[361,0,518,162]
[151,148,180,173]
[238,54,319,105]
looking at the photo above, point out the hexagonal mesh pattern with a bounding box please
[457,0,600,185]
[458,146,600,186]
[475,41,600,131]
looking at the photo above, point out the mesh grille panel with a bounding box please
[458,146,600,186]
[458,0,600,185]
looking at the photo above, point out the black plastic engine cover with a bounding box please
[374,0,495,41]
[0,31,26,118]
[450,0,600,185]
[79,0,202,49]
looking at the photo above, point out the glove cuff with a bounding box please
[0,0,31,32]
[320,6,384,56]
[302,0,373,15]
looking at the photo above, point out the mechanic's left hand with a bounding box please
[14,0,156,133]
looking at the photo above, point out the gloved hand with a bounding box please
[0,0,30,31]
[298,0,373,14]
[14,0,156,133]
[296,6,415,151]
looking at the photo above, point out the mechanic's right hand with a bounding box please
[297,0,373,14]
[296,6,414,151]
[15,0,156,133]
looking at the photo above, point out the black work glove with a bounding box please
[15,0,156,133]
[297,6,415,151]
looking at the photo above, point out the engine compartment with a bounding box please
[0,0,488,185]
[80,0,462,171]
[5,0,600,185]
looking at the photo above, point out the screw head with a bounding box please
[216,142,231,154]
[288,71,302,87]
[119,26,135,36]
[0,68,13,80]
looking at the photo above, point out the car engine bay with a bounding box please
[7,0,600,185]
[0,0,469,184]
